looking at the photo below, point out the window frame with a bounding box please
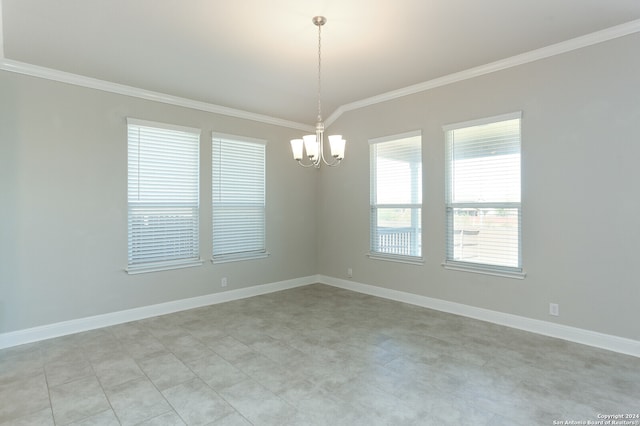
[126,118,203,274]
[211,132,268,264]
[443,112,525,279]
[368,130,424,265]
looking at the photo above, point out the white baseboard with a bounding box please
[0,275,318,350]
[3,274,638,358]
[319,275,640,358]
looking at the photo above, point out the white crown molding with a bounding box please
[0,58,314,133]
[325,18,640,127]
[0,275,319,350]
[2,16,638,132]
[319,275,640,358]
[2,16,638,131]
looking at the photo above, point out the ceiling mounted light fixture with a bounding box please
[290,16,345,168]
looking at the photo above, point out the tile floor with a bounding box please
[1,284,638,425]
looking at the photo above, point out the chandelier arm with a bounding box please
[296,159,320,168]
[323,159,343,167]
[320,151,342,166]
[321,153,341,166]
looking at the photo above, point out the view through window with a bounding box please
[369,131,422,260]
[444,113,522,273]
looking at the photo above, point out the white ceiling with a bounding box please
[2,0,640,126]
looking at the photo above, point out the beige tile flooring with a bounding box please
[1,284,638,425]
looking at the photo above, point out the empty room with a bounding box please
[1,1,639,425]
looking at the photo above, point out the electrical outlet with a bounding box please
[549,303,559,316]
[221,277,228,287]
[347,267,353,278]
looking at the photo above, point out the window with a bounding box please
[443,112,524,278]
[212,134,267,262]
[369,131,422,262]
[127,119,201,273]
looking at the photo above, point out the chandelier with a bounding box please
[290,16,345,168]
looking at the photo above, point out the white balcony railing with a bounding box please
[375,227,421,257]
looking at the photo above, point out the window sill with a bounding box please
[125,258,204,275]
[442,261,526,280]
[211,252,270,264]
[367,253,424,266]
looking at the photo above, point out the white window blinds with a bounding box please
[127,119,201,273]
[370,132,422,260]
[212,134,266,261]
[444,112,522,276]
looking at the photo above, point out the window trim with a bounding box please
[211,132,268,264]
[442,111,525,278]
[126,118,202,274]
[442,260,526,279]
[125,258,204,275]
[369,130,423,264]
[367,252,425,266]
[127,117,201,137]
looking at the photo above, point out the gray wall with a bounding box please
[2,32,639,342]
[0,71,318,333]
[318,33,640,341]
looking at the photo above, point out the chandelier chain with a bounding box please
[317,20,322,124]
